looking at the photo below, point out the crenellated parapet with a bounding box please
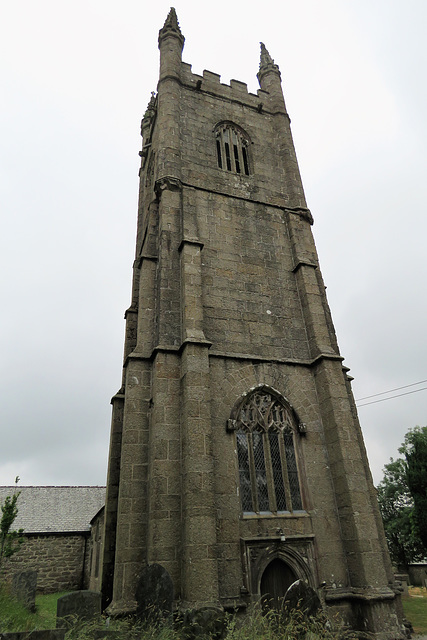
[179,62,268,113]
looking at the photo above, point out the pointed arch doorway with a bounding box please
[260,558,297,611]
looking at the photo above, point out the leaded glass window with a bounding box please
[237,431,253,512]
[234,390,303,514]
[215,123,250,175]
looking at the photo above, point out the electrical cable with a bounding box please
[355,379,427,402]
[357,385,427,408]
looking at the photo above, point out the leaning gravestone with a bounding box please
[135,563,174,621]
[283,579,321,618]
[56,590,102,628]
[12,570,37,612]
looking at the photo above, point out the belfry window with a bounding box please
[233,389,303,514]
[215,124,250,175]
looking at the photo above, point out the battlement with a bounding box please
[181,61,268,110]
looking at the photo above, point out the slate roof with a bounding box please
[0,486,106,534]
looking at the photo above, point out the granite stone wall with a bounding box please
[408,564,427,586]
[1,533,91,593]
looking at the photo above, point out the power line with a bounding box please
[357,386,427,408]
[355,379,427,402]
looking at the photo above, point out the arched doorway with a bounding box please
[260,558,297,611]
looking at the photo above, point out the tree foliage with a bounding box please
[401,426,427,549]
[377,427,427,568]
[0,477,24,572]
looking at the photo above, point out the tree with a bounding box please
[400,426,427,549]
[377,459,423,568]
[377,427,427,568]
[0,477,24,574]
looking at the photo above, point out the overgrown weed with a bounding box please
[63,614,181,640]
[224,605,357,640]
[61,606,358,640]
[0,591,358,640]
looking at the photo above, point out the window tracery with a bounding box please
[234,390,303,514]
[215,123,250,175]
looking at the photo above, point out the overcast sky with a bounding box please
[1,0,426,488]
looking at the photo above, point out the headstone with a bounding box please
[135,564,173,620]
[181,607,226,639]
[56,590,101,628]
[12,570,37,612]
[135,563,174,622]
[283,579,322,618]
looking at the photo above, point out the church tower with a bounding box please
[102,9,403,637]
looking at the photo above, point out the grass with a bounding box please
[0,589,357,640]
[223,606,357,640]
[3,587,423,639]
[402,586,427,635]
[9,587,427,639]
[0,587,70,632]
[62,607,358,640]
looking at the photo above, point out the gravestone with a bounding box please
[12,570,37,612]
[56,590,101,628]
[283,580,321,618]
[181,607,226,640]
[135,563,173,621]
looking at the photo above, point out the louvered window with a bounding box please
[215,124,250,175]
[234,390,303,514]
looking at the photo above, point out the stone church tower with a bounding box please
[102,9,403,637]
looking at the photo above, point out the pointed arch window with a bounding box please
[231,389,303,515]
[215,123,250,175]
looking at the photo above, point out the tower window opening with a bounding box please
[242,146,249,175]
[215,124,250,175]
[233,145,240,173]
[225,142,232,171]
[234,390,303,515]
[216,139,222,169]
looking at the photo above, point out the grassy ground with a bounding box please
[4,587,425,638]
[402,587,427,635]
[0,588,69,632]
[0,589,357,639]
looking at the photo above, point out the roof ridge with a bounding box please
[0,485,106,488]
